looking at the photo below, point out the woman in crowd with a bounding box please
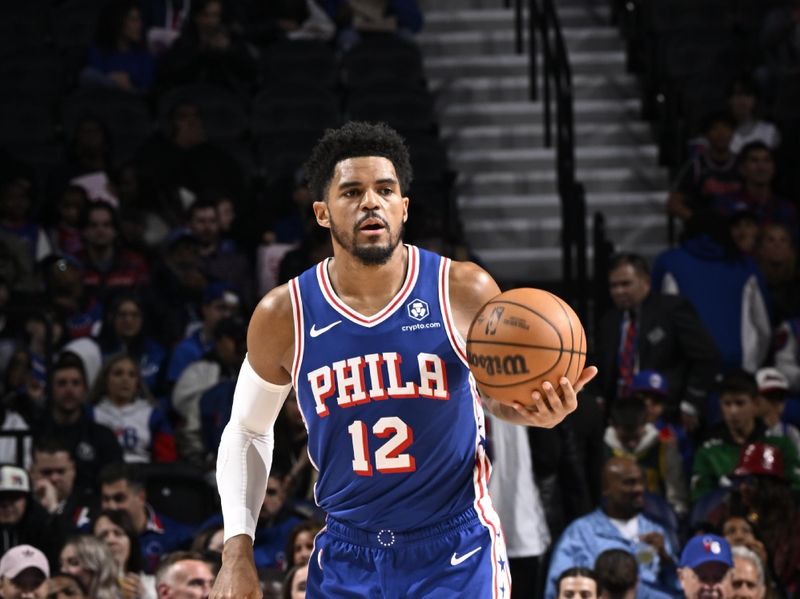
[284,521,323,571]
[59,534,124,599]
[281,563,307,599]
[96,293,166,395]
[89,353,177,463]
[83,0,155,93]
[94,509,156,599]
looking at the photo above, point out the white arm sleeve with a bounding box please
[216,355,292,542]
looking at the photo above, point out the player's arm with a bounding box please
[449,260,596,428]
[212,284,295,599]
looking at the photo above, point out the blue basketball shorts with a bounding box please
[306,507,512,598]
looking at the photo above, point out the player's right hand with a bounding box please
[210,537,262,599]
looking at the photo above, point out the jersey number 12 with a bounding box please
[347,416,416,476]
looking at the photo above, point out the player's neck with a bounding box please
[328,244,408,315]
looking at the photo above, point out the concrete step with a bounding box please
[425,50,626,78]
[423,6,612,32]
[419,27,621,56]
[450,144,658,170]
[467,242,665,283]
[457,191,666,219]
[439,98,641,126]
[431,73,639,104]
[457,166,668,195]
[442,121,652,149]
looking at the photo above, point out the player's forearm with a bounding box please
[216,356,292,541]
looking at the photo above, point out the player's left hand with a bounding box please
[509,365,598,428]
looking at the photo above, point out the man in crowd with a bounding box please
[691,370,800,502]
[29,437,83,530]
[677,534,733,599]
[0,465,64,564]
[98,463,193,573]
[754,367,800,455]
[667,112,741,222]
[730,546,765,599]
[545,457,680,599]
[556,567,600,599]
[604,398,689,517]
[596,253,719,419]
[77,202,149,306]
[186,199,253,308]
[155,551,215,599]
[165,281,239,387]
[32,360,123,493]
[0,544,50,599]
[595,549,638,599]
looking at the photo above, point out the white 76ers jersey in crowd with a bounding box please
[289,245,496,531]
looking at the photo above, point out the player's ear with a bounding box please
[402,196,409,223]
[313,200,331,229]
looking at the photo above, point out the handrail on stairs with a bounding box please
[512,0,588,321]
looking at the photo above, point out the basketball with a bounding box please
[466,288,587,407]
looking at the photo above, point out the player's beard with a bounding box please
[329,212,405,266]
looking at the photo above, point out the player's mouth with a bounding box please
[357,217,387,236]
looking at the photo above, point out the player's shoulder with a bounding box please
[447,258,501,317]
[252,283,294,327]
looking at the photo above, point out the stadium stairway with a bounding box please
[418,0,669,284]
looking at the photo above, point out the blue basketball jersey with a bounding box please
[289,245,497,533]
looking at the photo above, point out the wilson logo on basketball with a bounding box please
[467,352,530,376]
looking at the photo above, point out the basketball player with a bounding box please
[210,122,597,598]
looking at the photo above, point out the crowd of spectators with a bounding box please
[0,0,799,598]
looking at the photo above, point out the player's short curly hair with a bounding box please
[304,121,413,201]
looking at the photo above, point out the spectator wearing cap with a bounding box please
[544,457,681,599]
[186,199,254,310]
[698,442,800,595]
[40,255,103,341]
[631,370,694,476]
[677,534,733,599]
[31,359,123,495]
[691,371,800,502]
[754,367,800,455]
[597,253,720,418]
[0,544,50,599]
[172,317,245,465]
[164,281,239,387]
[604,398,689,517]
[0,465,64,566]
[730,546,766,599]
[76,203,150,309]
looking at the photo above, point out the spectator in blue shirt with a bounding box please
[83,0,155,93]
[165,281,239,387]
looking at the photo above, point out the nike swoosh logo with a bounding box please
[309,320,342,338]
[450,547,482,566]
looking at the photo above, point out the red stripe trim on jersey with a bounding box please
[474,456,500,598]
[289,277,304,388]
[439,258,469,364]
[317,245,419,326]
